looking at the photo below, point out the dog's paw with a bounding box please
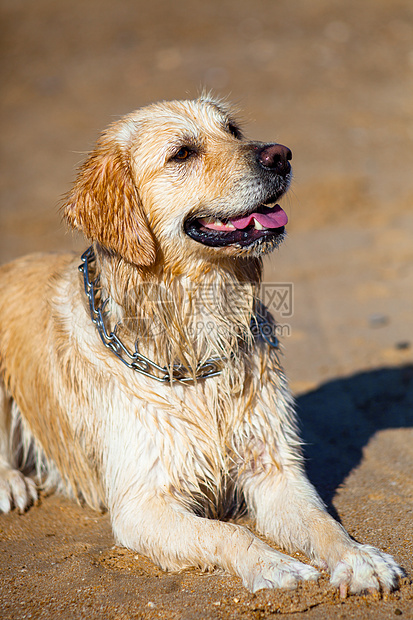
[0,467,38,513]
[241,545,319,593]
[330,544,404,597]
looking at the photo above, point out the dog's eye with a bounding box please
[173,147,192,160]
[228,123,242,140]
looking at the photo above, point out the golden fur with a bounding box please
[0,97,403,595]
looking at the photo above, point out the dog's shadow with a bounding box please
[296,364,413,509]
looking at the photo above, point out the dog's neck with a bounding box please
[91,243,262,371]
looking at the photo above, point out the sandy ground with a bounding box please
[1,0,413,618]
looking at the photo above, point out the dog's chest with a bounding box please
[119,380,244,516]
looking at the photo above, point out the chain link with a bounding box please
[79,247,278,384]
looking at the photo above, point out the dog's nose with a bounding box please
[257,144,292,176]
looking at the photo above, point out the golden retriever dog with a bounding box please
[0,96,402,596]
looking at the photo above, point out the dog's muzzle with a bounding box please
[184,143,292,250]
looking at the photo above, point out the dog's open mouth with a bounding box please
[184,204,288,247]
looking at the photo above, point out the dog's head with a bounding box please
[64,97,292,267]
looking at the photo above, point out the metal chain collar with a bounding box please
[79,246,278,384]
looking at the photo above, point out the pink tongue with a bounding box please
[230,205,288,230]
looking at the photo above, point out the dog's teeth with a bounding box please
[254,219,264,230]
[199,217,236,231]
[202,218,224,226]
[214,219,235,229]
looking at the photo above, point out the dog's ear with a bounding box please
[63,137,156,266]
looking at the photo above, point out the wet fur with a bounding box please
[0,97,403,595]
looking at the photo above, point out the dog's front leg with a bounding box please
[0,380,38,513]
[242,456,403,596]
[109,490,319,592]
